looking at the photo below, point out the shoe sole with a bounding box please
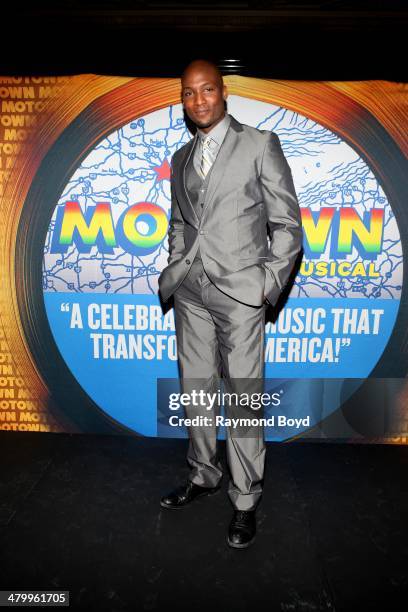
[226,535,256,549]
[160,487,220,510]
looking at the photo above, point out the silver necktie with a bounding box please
[200,136,214,179]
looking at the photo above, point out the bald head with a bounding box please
[181,59,224,89]
[180,59,228,133]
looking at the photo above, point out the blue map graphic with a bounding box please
[41,96,404,436]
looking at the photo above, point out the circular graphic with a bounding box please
[40,96,403,437]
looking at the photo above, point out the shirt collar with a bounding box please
[196,113,231,146]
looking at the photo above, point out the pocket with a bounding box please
[239,256,268,265]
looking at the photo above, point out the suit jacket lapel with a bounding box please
[172,133,199,228]
[182,133,200,226]
[202,116,243,217]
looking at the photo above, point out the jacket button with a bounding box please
[185,259,191,265]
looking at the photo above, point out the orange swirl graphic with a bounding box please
[0,75,406,433]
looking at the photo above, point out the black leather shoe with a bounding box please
[160,481,220,509]
[227,510,256,548]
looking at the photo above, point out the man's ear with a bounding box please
[223,84,228,101]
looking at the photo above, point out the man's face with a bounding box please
[181,64,227,133]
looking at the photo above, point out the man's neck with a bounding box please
[197,112,226,135]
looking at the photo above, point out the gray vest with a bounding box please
[185,140,216,264]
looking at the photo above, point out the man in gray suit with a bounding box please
[158,59,303,548]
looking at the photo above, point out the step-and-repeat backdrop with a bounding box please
[0,75,407,441]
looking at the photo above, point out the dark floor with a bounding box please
[0,432,407,611]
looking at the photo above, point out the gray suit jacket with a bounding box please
[158,114,303,307]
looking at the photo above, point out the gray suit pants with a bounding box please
[173,258,267,511]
